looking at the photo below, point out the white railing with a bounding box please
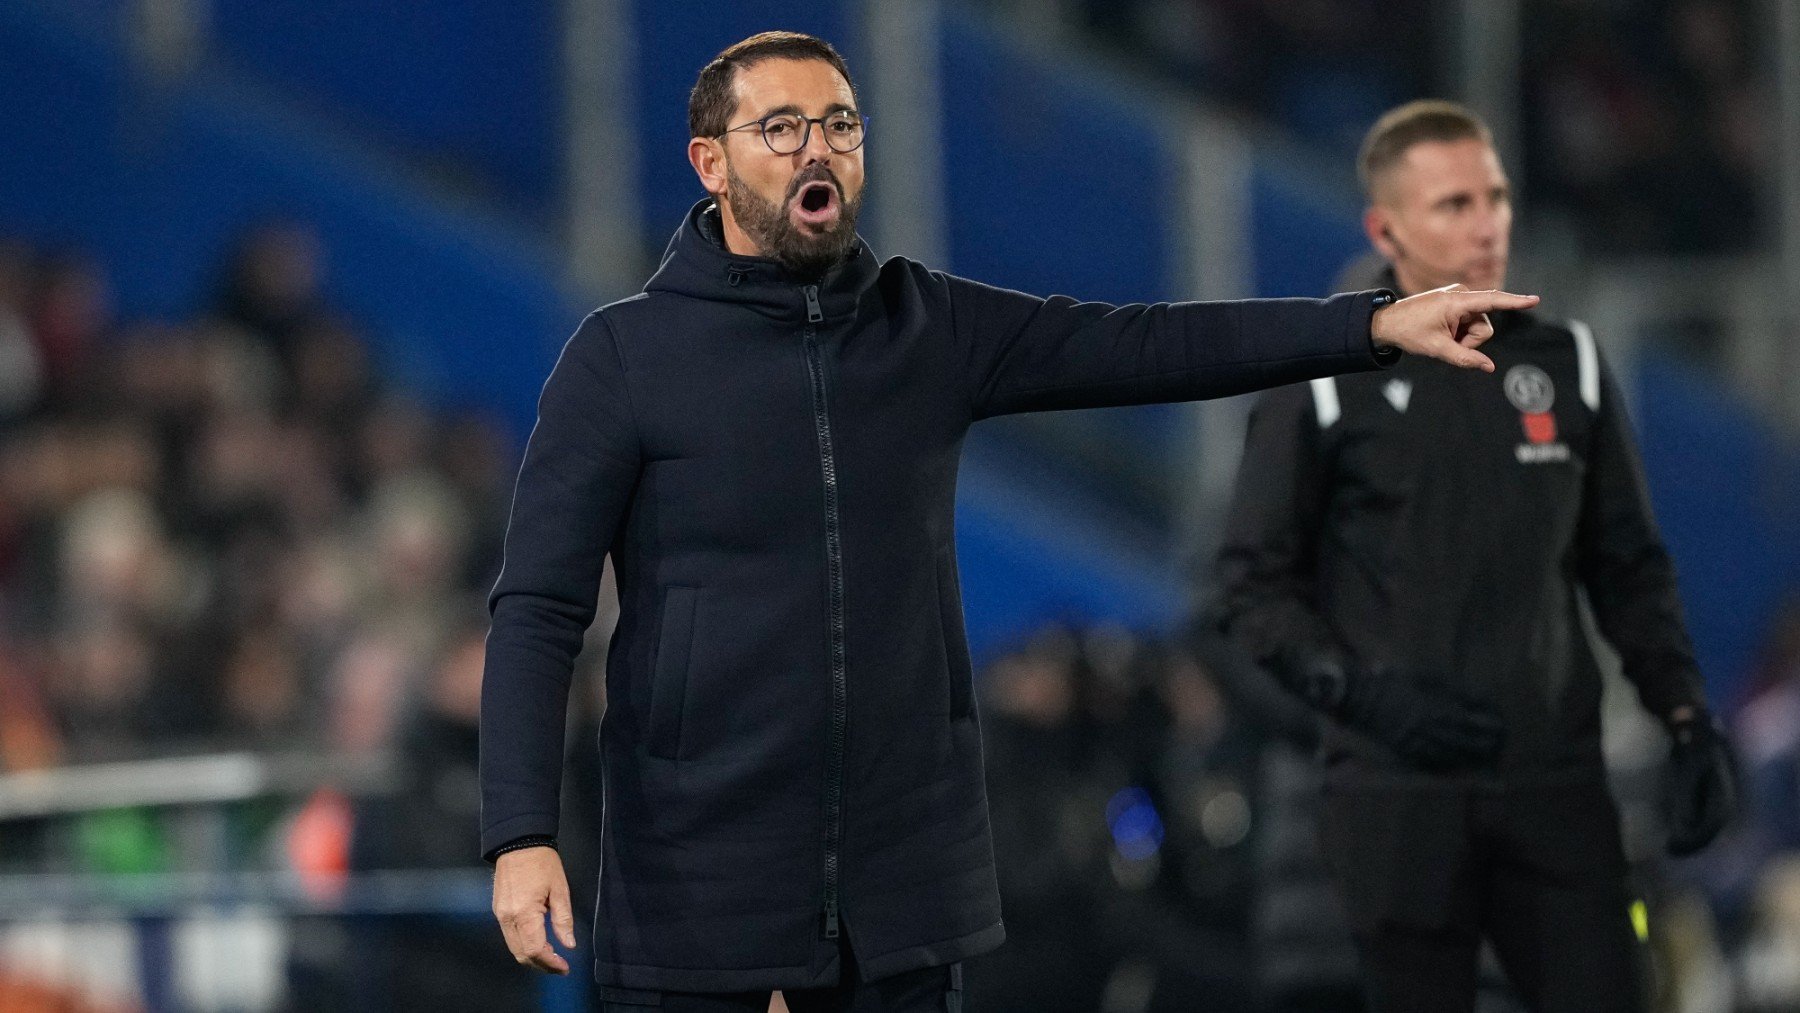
[0,751,395,822]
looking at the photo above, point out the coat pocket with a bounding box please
[648,586,698,759]
[935,549,974,720]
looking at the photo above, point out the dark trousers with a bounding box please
[598,942,962,1013]
[1319,776,1648,1013]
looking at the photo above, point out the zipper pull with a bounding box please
[822,905,840,939]
[804,285,823,323]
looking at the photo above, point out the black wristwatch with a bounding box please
[1369,289,1401,365]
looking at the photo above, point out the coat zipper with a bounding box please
[802,283,847,940]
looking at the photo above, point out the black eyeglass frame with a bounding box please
[715,111,871,155]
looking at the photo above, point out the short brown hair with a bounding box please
[688,32,857,140]
[1357,100,1493,199]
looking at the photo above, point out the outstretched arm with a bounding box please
[946,275,1535,419]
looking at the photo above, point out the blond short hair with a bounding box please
[1357,100,1494,200]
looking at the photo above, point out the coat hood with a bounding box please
[645,199,884,323]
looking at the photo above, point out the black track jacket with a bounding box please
[1214,293,1704,783]
[480,200,1394,991]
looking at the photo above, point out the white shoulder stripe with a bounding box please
[1309,377,1341,428]
[1569,319,1601,411]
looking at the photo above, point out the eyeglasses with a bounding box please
[716,110,869,155]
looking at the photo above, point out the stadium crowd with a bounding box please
[0,224,520,773]
[981,0,1767,254]
[0,224,565,1010]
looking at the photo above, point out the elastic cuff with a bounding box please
[484,835,557,865]
[479,810,559,859]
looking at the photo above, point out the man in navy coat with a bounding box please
[480,31,1537,1013]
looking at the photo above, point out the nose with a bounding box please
[1471,207,1501,248]
[799,120,834,164]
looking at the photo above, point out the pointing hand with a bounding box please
[1370,283,1541,372]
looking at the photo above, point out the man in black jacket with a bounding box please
[1211,101,1738,1013]
[480,36,1533,1012]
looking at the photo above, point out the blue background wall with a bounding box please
[211,0,561,216]
[939,10,1180,305]
[0,4,577,440]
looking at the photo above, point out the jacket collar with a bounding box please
[644,199,881,323]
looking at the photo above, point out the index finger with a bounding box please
[1456,290,1539,313]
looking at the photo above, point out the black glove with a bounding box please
[1300,660,1505,772]
[1662,713,1738,857]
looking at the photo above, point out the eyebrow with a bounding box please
[1431,184,1508,207]
[747,101,858,120]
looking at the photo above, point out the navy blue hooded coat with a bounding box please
[480,200,1393,991]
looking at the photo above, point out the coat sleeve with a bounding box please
[1208,384,1350,689]
[479,312,641,859]
[1574,354,1706,720]
[941,273,1393,419]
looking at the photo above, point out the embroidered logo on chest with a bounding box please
[1504,364,1555,414]
[1503,364,1568,462]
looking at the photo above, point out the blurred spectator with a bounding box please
[1060,0,1432,154]
[335,612,535,1013]
[1013,0,1770,254]
[1738,857,1800,1011]
[1736,601,1800,850]
[0,240,45,420]
[967,626,1116,1013]
[0,223,522,779]
[1190,627,1363,1012]
[1693,599,1800,933]
[1523,0,1765,253]
[0,230,530,1013]
[1105,643,1258,1013]
[214,220,329,368]
[970,626,1263,1012]
[27,250,111,405]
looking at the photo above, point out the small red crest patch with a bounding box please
[1521,411,1557,444]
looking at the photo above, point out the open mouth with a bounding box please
[791,181,840,227]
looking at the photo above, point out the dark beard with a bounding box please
[725,164,863,278]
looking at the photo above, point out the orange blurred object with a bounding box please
[0,656,62,773]
[0,970,138,1013]
[286,786,353,902]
